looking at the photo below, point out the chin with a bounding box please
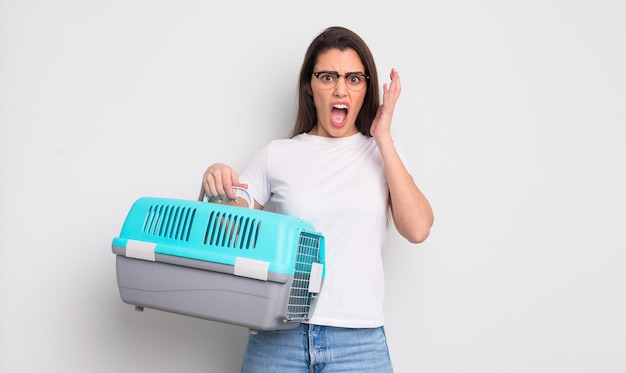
[336,127,358,138]
[315,122,358,138]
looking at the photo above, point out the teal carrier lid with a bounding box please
[112,194,325,278]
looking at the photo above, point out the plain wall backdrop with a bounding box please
[1,1,624,372]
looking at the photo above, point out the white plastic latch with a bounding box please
[308,263,323,293]
[125,239,156,261]
[234,257,269,281]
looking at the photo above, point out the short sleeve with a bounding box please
[238,143,272,207]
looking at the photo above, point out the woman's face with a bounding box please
[309,48,367,138]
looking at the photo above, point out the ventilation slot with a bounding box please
[142,204,196,241]
[203,211,261,249]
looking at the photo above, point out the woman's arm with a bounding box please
[370,69,434,243]
[377,138,433,243]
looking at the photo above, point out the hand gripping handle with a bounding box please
[203,186,254,209]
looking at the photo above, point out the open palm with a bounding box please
[370,68,401,140]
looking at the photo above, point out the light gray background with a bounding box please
[1,1,624,372]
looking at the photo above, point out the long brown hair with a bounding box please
[291,26,380,138]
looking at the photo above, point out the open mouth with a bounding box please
[331,104,348,127]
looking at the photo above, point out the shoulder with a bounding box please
[265,133,312,152]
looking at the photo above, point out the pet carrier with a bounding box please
[112,187,325,330]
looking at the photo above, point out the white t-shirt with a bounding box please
[240,132,393,328]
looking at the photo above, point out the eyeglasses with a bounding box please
[312,71,369,91]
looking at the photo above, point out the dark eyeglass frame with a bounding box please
[312,71,370,91]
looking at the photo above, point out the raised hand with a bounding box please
[370,68,401,141]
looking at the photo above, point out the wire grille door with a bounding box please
[286,232,323,321]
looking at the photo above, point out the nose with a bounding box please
[333,76,348,96]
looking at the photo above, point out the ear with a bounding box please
[306,82,313,96]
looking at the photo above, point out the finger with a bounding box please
[388,68,401,89]
[202,168,218,199]
[206,174,221,199]
[228,173,242,196]
[202,178,212,200]
[226,173,250,202]
[215,168,236,201]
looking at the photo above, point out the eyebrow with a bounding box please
[316,70,366,75]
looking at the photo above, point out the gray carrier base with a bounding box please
[114,246,314,330]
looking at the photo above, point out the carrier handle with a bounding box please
[204,186,254,209]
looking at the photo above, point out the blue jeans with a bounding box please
[240,323,394,372]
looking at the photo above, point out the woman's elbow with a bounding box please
[404,227,431,244]
[396,216,433,244]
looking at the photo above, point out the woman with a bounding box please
[200,26,433,373]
